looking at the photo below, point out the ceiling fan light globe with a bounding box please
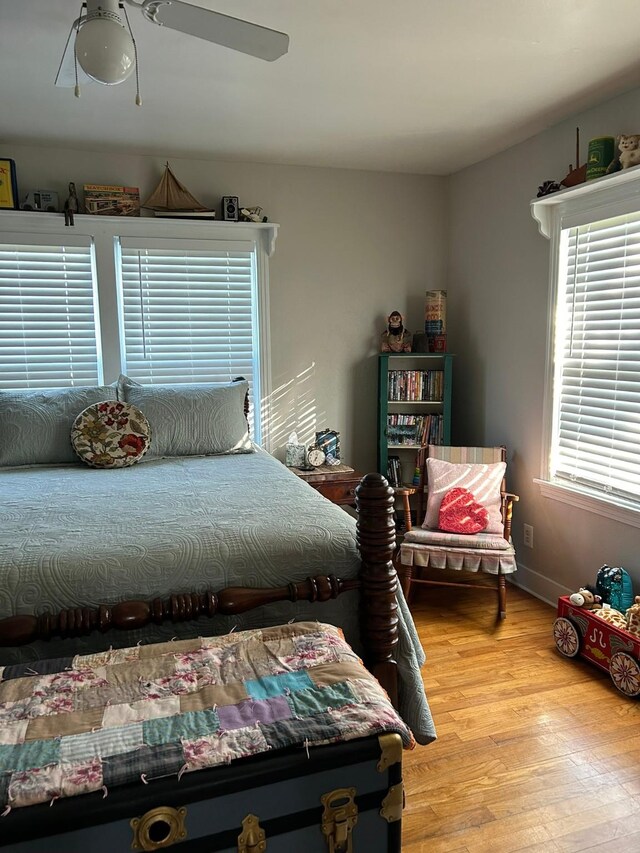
[75,17,135,85]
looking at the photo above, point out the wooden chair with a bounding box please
[397,445,519,619]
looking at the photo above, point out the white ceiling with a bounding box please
[2,0,640,175]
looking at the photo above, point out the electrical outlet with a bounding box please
[523,523,534,549]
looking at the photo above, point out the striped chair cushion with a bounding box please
[404,528,511,550]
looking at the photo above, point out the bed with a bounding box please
[0,381,436,744]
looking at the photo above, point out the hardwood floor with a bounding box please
[403,584,640,852]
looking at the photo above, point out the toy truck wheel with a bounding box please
[609,652,640,697]
[553,617,580,658]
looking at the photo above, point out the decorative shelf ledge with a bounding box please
[0,210,280,256]
[531,165,640,238]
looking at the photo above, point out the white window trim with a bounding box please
[0,211,278,449]
[531,167,640,528]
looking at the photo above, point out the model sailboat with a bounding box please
[143,163,215,218]
[560,127,587,188]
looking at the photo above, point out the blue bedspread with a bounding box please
[0,450,436,743]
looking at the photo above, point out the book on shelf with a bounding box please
[387,455,402,487]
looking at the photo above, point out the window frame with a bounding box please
[532,168,640,528]
[0,211,278,448]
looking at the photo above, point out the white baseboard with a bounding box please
[508,561,571,608]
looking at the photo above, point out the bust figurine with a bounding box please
[381,311,412,352]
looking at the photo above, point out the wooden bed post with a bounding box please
[355,472,399,707]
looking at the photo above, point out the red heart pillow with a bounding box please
[438,487,488,534]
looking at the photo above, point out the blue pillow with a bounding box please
[118,376,252,459]
[0,386,119,467]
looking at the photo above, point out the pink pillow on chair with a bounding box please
[423,457,506,534]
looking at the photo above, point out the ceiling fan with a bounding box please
[55,0,289,103]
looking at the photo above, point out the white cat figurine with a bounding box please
[617,134,640,169]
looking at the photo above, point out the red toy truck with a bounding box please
[553,595,640,696]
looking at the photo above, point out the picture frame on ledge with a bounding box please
[0,159,18,209]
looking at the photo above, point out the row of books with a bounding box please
[387,455,403,487]
[387,370,444,402]
[386,413,444,447]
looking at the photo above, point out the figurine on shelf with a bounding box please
[63,182,79,226]
[240,206,268,223]
[613,134,640,171]
[537,180,561,198]
[381,311,412,352]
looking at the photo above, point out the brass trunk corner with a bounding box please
[377,732,402,773]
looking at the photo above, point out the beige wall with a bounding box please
[3,143,447,473]
[10,82,638,606]
[447,86,640,603]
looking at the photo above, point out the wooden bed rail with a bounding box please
[0,472,400,704]
[0,575,360,648]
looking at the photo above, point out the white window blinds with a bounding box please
[0,238,100,389]
[118,239,258,386]
[551,212,640,505]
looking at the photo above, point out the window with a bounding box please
[118,239,257,386]
[551,213,640,506]
[532,169,640,522]
[0,237,100,389]
[0,214,276,444]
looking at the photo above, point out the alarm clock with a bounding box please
[306,446,326,467]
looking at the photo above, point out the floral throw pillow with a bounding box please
[71,401,150,468]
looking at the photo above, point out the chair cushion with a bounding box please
[399,540,517,575]
[404,528,512,550]
[423,457,506,534]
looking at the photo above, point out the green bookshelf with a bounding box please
[377,352,454,490]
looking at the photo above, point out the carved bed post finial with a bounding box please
[232,375,250,424]
[355,472,399,707]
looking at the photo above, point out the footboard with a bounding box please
[0,473,400,703]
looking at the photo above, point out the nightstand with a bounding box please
[290,464,363,507]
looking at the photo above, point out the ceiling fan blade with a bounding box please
[54,19,95,87]
[141,0,289,61]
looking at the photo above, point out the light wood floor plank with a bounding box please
[403,584,640,852]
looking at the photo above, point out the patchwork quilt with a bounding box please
[0,622,414,810]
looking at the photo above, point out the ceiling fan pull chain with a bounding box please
[121,3,143,106]
[74,2,85,98]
